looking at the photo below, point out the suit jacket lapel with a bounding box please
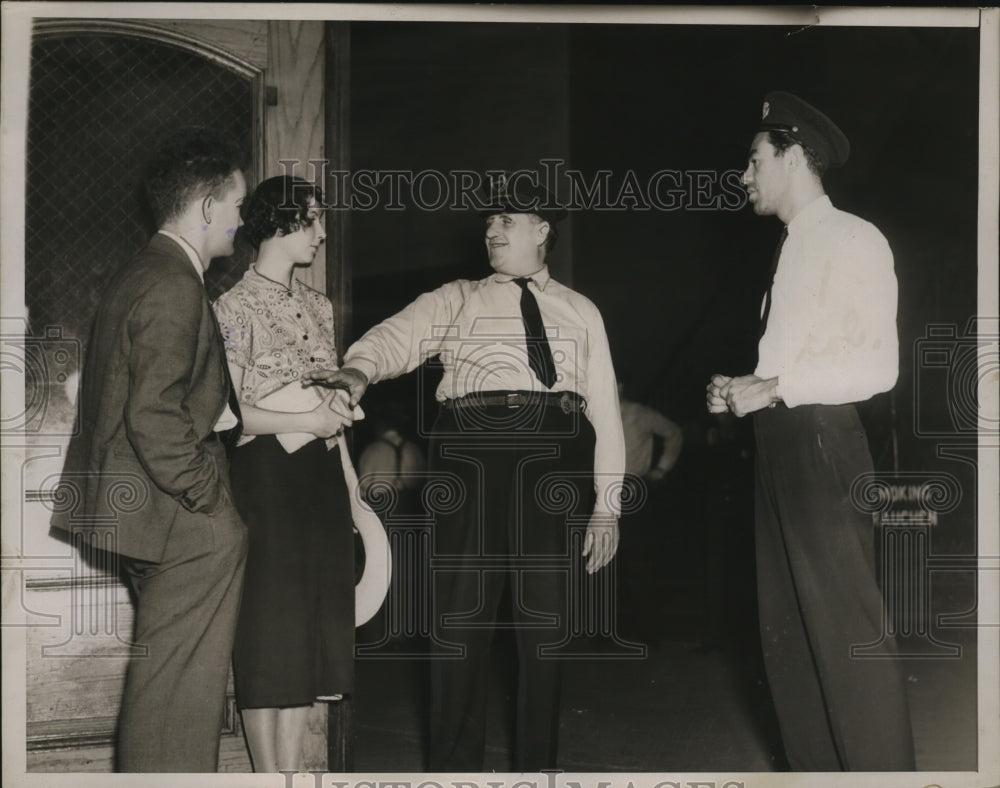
[149,233,243,448]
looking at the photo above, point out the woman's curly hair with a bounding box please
[241,175,324,248]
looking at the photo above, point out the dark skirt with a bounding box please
[230,435,355,709]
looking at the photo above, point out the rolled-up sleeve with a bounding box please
[344,282,462,382]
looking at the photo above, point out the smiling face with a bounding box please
[742,132,792,218]
[484,212,548,275]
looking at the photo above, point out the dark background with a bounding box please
[345,24,981,769]
[350,21,980,556]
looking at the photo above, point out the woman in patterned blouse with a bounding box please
[214,176,356,773]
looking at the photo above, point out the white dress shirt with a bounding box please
[344,265,626,514]
[755,195,899,408]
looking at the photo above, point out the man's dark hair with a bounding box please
[143,127,245,227]
[767,129,827,176]
[240,175,325,249]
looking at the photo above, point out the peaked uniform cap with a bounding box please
[758,90,850,169]
[480,172,568,224]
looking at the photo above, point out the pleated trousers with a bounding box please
[427,401,596,771]
[753,403,914,771]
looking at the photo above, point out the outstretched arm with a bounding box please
[303,282,465,401]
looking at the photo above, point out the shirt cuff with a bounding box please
[343,355,378,385]
[775,372,810,408]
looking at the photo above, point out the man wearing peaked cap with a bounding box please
[482,171,569,224]
[305,170,625,770]
[479,171,569,257]
[757,90,850,170]
[707,93,915,770]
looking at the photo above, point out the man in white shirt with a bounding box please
[306,174,625,770]
[706,92,915,770]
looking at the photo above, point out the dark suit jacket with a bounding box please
[53,233,231,562]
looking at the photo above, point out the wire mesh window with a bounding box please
[25,33,257,367]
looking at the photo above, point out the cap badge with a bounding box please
[490,173,507,200]
[762,101,770,119]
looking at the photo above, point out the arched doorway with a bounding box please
[22,22,262,772]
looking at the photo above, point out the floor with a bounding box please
[349,581,978,774]
[344,459,980,775]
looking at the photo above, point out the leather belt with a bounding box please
[443,390,587,414]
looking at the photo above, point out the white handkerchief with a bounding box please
[254,380,365,453]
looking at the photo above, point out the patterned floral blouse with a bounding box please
[213,267,340,443]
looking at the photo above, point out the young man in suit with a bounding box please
[53,127,249,772]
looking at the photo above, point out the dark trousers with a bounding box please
[754,404,914,771]
[427,401,596,771]
[614,477,659,639]
[117,485,247,772]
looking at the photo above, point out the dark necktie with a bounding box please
[758,227,788,340]
[513,278,557,389]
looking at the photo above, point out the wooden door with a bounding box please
[12,18,334,774]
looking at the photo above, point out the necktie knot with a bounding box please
[514,277,533,290]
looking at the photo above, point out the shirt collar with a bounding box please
[491,264,551,291]
[247,264,297,293]
[786,194,833,239]
[157,230,205,282]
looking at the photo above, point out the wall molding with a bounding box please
[32,19,261,78]
[26,694,240,752]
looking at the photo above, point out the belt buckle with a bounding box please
[559,392,572,414]
[506,392,522,409]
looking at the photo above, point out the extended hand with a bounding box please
[582,511,619,574]
[302,367,370,407]
[722,374,778,418]
[706,373,732,414]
